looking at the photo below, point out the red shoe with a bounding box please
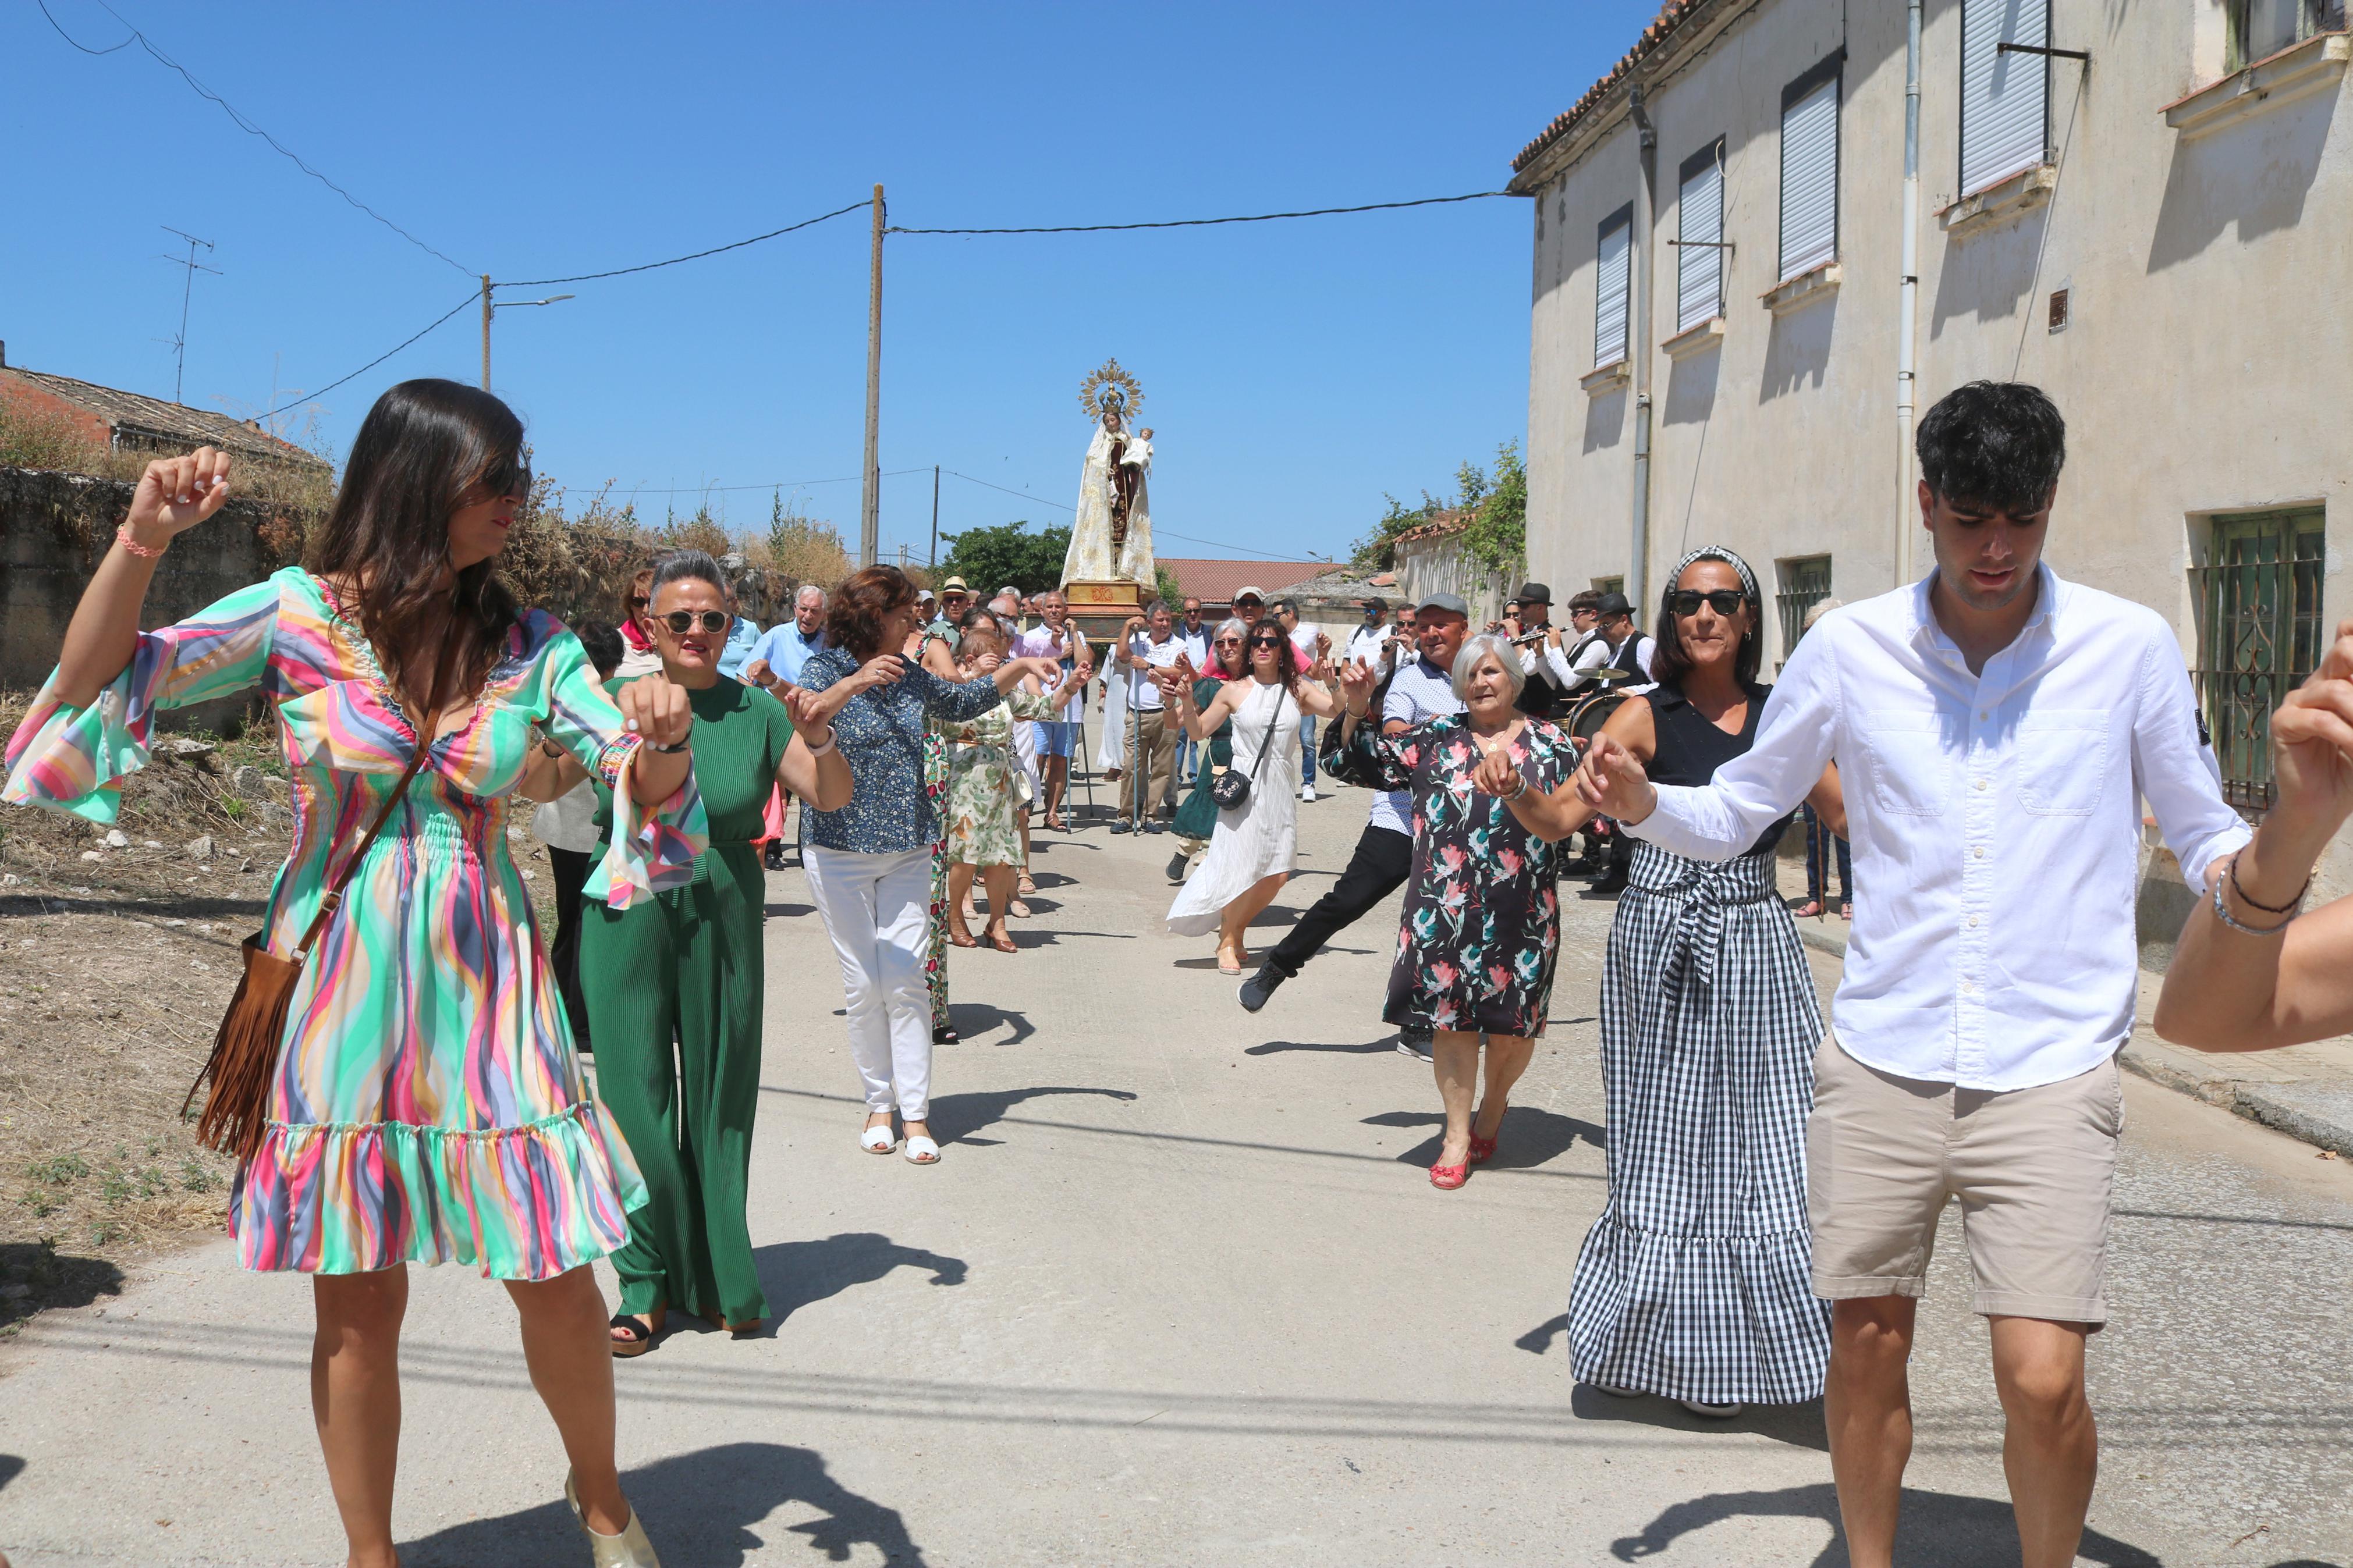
[1467,1133,1497,1165]
[1429,1161,1468,1190]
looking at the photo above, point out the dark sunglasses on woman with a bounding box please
[479,457,533,500]
[1247,634,1286,649]
[1668,589,1747,617]
[658,610,732,635]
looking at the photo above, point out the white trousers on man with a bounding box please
[803,844,934,1121]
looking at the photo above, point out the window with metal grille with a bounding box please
[2189,509,2327,812]
[1775,556,1833,657]
[1676,140,1726,332]
[1779,54,1842,279]
[1960,0,2050,195]
[1593,575,1625,599]
[2228,0,2347,69]
[1595,203,1633,368]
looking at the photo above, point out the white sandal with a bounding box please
[903,1135,941,1165]
[861,1123,896,1154]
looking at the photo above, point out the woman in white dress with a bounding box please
[1163,621,1344,973]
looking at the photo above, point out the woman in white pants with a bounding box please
[796,567,1055,1164]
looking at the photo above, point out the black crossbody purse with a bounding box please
[1209,688,1287,812]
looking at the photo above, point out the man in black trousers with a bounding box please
[1238,592,1468,1058]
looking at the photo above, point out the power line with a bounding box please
[889,190,1510,236]
[500,201,868,288]
[35,0,473,276]
[259,292,478,419]
[615,467,931,499]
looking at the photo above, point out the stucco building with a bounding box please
[1510,0,2349,937]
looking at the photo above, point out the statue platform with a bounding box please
[1063,578,1145,642]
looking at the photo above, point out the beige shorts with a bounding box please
[1805,1034,2122,1326]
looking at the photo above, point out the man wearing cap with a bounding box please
[1238,591,1469,1058]
[1504,581,1574,718]
[1345,597,1392,671]
[1594,591,1656,681]
[1232,585,1268,627]
[934,577,974,639]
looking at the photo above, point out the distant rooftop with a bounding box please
[1158,556,1336,607]
[1,362,328,470]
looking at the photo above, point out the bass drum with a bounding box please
[1565,689,1627,753]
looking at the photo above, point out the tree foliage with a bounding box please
[937,518,1073,596]
[1350,442,1525,578]
[764,492,851,591]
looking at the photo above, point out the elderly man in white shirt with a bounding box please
[1576,383,2247,1568]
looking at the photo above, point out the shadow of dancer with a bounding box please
[401,1441,929,1566]
[753,1232,968,1325]
[1361,1104,1604,1169]
[925,1085,1139,1147]
[1609,1482,2159,1567]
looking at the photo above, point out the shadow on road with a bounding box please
[0,1241,126,1331]
[762,901,815,919]
[1607,1481,2160,1566]
[752,1232,967,1324]
[945,1001,1034,1046]
[927,1085,1140,1146]
[0,1454,23,1494]
[399,1441,929,1567]
[1008,928,1137,950]
[1567,1382,1829,1453]
[1246,1036,1397,1056]
[1361,1105,1605,1168]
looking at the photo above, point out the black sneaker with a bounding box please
[762,844,787,871]
[1238,963,1286,1013]
[1397,1023,1433,1060]
[1165,851,1190,883]
[1142,822,1165,835]
[1109,819,1134,834]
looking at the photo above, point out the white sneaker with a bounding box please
[1300,784,1318,802]
[1678,1399,1742,1418]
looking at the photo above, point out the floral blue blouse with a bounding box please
[797,646,1005,854]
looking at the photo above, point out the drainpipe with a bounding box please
[1628,83,1659,616]
[1896,0,1923,586]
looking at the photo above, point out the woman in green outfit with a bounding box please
[1166,617,1250,883]
[576,552,858,1354]
[937,606,1062,951]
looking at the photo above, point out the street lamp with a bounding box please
[478,278,576,390]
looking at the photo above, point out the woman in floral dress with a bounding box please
[935,610,1061,951]
[1333,633,1580,1190]
[2,381,702,1567]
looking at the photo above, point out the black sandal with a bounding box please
[609,1313,657,1359]
[932,1021,960,1046]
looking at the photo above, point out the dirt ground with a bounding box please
[0,692,563,1335]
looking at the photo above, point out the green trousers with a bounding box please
[581,844,768,1325]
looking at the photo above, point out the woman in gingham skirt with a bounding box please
[1563,547,1846,1418]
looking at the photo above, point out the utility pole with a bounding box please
[929,465,941,568]
[480,276,494,390]
[159,227,219,405]
[860,184,885,568]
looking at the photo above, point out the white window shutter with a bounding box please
[1779,73,1838,279]
[1595,211,1631,368]
[1961,0,2049,195]
[1676,143,1724,333]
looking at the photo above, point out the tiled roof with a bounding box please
[3,367,328,468]
[1394,509,1472,546]
[1510,0,1713,179]
[1158,557,1335,606]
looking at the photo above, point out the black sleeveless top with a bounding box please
[1646,680,1794,858]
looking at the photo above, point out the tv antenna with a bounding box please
[158,227,221,404]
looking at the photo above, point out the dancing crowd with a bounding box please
[3,375,2343,1568]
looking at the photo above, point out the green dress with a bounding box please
[936,688,1060,868]
[582,675,793,1325]
[1172,676,1236,844]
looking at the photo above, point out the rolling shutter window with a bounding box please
[1779,65,1839,279]
[1961,0,2049,195]
[1676,141,1725,333]
[1594,205,1632,368]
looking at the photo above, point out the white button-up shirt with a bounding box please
[1626,564,2249,1091]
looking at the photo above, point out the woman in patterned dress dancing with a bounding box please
[3,381,703,1567]
[1331,635,1580,1190]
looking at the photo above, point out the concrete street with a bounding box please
[1,785,2348,1566]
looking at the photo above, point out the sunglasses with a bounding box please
[1214,636,1244,648]
[629,596,649,610]
[1669,589,1748,617]
[478,457,533,500]
[658,610,732,635]
[1247,634,1286,649]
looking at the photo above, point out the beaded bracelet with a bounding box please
[2210,853,2301,937]
[115,525,166,559]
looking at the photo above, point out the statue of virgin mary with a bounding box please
[1060,371,1155,592]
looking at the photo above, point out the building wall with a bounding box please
[1394,529,1513,624]
[1519,0,2353,926]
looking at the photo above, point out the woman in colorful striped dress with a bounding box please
[2,381,703,1568]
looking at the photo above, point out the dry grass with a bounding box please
[0,397,338,522]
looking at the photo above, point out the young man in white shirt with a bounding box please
[1575,382,2248,1568]
[1110,600,1187,833]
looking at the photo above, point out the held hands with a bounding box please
[781,685,833,746]
[1574,734,1656,824]
[1470,740,1521,798]
[617,670,693,751]
[742,657,773,688]
[974,652,1004,675]
[126,447,233,547]
[2266,618,2353,847]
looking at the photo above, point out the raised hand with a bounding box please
[974,652,1004,675]
[2266,618,2353,849]
[741,657,772,688]
[126,447,233,546]
[1575,733,1655,823]
[1337,658,1380,715]
[617,670,692,751]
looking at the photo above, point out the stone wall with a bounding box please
[1,467,285,731]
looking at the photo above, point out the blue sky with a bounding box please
[8,1,1654,566]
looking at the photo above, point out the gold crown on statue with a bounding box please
[1078,358,1144,424]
